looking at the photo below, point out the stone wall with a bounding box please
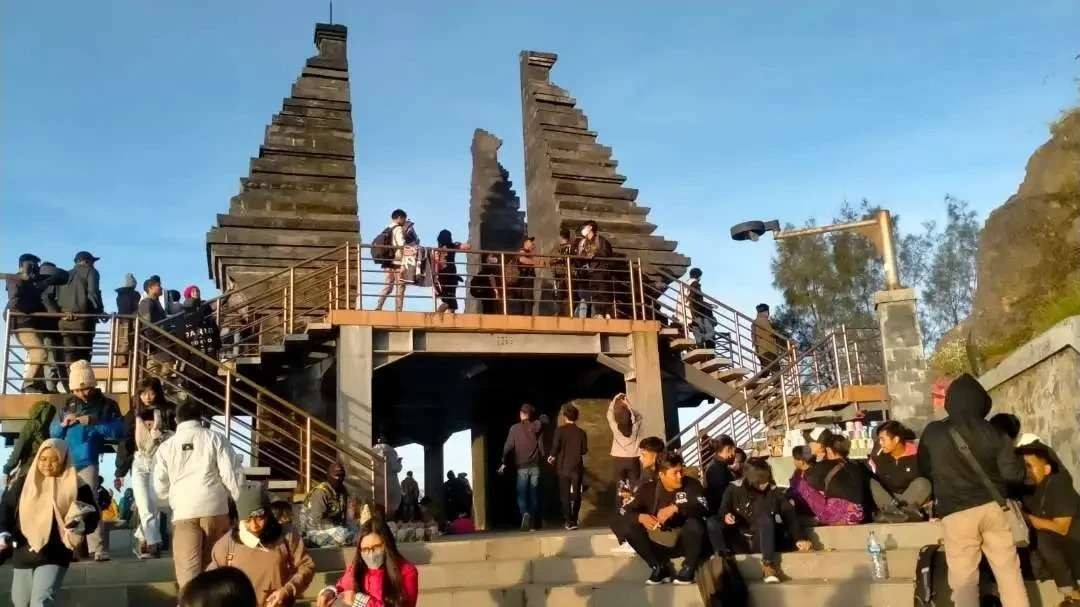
[980,316,1080,491]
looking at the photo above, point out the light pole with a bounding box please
[729,209,901,291]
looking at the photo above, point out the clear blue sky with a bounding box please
[3,1,1078,488]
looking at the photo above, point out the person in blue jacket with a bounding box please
[49,359,123,561]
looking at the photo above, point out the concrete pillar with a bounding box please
[471,425,488,530]
[423,442,445,508]
[336,326,375,498]
[626,330,669,440]
[874,288,932,433]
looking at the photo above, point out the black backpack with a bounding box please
[915,543,942,607]
[371,227,395,264]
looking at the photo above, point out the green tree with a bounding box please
[921,196,980,345]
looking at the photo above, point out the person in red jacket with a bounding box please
[316,516,419,607]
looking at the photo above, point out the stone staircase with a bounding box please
[9,522,1061,607]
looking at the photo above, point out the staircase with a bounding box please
[0,521,1062,607]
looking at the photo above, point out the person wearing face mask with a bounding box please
[317,516,419,607]
[298,462,354,548]
[210,483,314,607]
[573,220,614,319]
[0,439,100,607]
[114,377,176,559]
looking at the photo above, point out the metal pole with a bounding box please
[334,263,340,310]
[499,253,509,315]
[565,257,574,318]
[224,371,233,440]
[305,418,313,494]
[288,268,296,333]
[877,210,900,290]
[130,319,141,399]
[282,289,288,337]
[728,409,735,437]
[636,260,646,320]
[344,244,351,310]
[780,373,790,433]
[1,311,11,395]
[106,315,117,393]
[854,340,864,384]
[842,325,854,386]
[831,332,845,400]
[628,260,638,321]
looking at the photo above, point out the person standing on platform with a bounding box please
[399,471,420,522]
[574,221,614,318]
[498,403,550,531]
[57,251,104,374]
[6,253,47,393]
[751,303,782,375]
[373,209,417,312]
[548,404,588,530]
[608,393,643,501]
[432,230,468,314]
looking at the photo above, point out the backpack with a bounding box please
[914,543,942,607]
[371,227,395,264]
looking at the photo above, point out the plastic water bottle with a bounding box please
[867,531,889,581]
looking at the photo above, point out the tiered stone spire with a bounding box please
[206,24,360,288]
[519,51,690,285]
[467,129,527,254]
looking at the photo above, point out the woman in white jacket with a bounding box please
[607,393,643,493]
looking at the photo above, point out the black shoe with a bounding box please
[646,565,672,585]
[673,565,696,585]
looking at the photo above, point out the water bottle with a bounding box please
[867,531,889,581]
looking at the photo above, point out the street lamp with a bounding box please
[730,209,901,291]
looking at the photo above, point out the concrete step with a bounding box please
[668,337,696,352]
[681,349,714,364]
[695,357,732,373]
[713,367,749,381]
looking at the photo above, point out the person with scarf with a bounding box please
[0,440,100,607]
[316,516,419,607]
[298,462,354,548]
[115,376,176,559]
[210,483,314,607]
[608,393,643,497]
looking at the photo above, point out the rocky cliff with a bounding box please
[957,108,1080,367]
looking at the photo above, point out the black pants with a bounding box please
[559,471,583,526]
[614,457,640,484]
[58,318,94,368]
[1035,529,1080,589]
[610,512,708,571]
[706,512,789,565]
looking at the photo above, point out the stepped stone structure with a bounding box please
[205,23,360,288]
[467,128,527,254]
[519,51,690,286]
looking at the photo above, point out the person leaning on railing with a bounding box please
[57,251,105,373]
[5,254,48,393]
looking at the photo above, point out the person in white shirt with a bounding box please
[153,399,243,591]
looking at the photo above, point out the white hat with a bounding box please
[67,360,96,392]
[1016,433,1043,447]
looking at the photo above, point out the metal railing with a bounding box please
[2,312,130,395]
[210,242,654,360]
[672,325,883,470]
[1,311,385,502]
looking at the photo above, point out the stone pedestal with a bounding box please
[874,288,932,432]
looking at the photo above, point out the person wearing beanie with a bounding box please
[35,261,69,392]
[57,251,104,375]
[211,483,314,607]
[180,285,221,360]
[48,359,123,562]
[115,274,140,368]
[917,373,1030,607]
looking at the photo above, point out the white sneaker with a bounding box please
[611,542,637,556]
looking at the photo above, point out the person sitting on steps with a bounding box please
[708,457,813,584]
[611,451,710,586]
[797,434,868,526]
[1017,443,1080,607]
[870,420,931,523]
[611,436,665,555]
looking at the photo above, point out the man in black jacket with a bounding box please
[548,404,588,530]
[114,273,139,367]
[6,254,47,392]
[870,420,930,523]
[918,374,1029,607]
[37,262,68,391]
[710,458,812,584]
[612,451,710,585]
[703,434,736,515]
[498,403,550,531]
[57,251,104,372]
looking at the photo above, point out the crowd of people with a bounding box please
[371,209,636,319]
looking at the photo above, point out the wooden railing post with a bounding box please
[1,311,11,395]
[105,315,117,393]
[305,418,313,494]
[288,267,296,333]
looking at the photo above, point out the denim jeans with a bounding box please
[516,466,540,519]
[132,452,162,546]
[11,565,67,607]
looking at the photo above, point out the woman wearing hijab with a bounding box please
[210,483,314,607]
[0,439,100,607]
[316,516,419,607]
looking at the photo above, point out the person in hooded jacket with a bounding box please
[37,262,69,391]
[115,273,140,367]
[869,420,930,523]
[800,434,868,525]
[210,483,314,607]
[57,251,104,373]
[432,230,469,314]
[2,400,57,486]
[7,254,48,393]
[917,373,1030,607]
[180,286,221,358]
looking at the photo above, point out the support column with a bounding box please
[424,442,445,509]
[874,289,932,433]
[336,326,374,497]
[626,330,669,440]
[471,425,488,530]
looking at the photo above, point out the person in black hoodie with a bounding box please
[6,254,47,393]
[180,286,221,360]
[801,434,868,525]
[548,404,588,530]
[870,420,930,523]
[710,458,812,584]
[704,434,736,515]
[917,373,1029,607]
[57,251,104,372]
[115,273,139,367]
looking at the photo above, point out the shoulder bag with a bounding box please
[946,426,1029,547]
